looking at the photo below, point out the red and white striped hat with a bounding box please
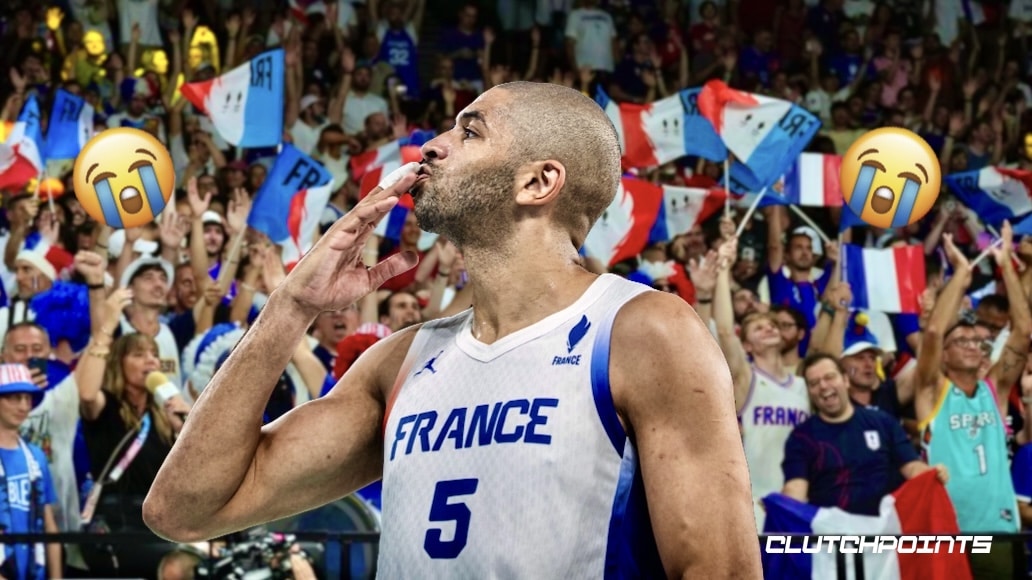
[0,364,43,407]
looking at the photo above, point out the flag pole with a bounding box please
[837,232,844,281]
[723,157,730,218]
[971,238,1004,269]
[787,204,831,243]
[734,187,767,238]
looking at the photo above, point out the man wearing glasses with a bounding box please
[915,228,1030,580]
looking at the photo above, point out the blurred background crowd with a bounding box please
[0,0,1029,578]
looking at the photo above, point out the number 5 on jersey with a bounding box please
[424,478,479,559]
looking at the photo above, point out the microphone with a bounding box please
[146,371,188,421]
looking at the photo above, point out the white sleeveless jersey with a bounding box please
[378,275,665,578]
[738,367,810,501]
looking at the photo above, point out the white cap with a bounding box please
[299,94,320,112]
[107,229,160,259]
[120,256,174,290]
[792,226,824,256]
[14,250,56,282]
[201,210,224,226]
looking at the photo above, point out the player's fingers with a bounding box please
[334,197,400,237]
[362,163,420,204]
[368,251,419,288]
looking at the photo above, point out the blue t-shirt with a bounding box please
[767,265,833,353]
[377,25,420,98]
[892,313,921,357]
[439,28,483,82]
[0,444,56,580]
[783,406,918,515]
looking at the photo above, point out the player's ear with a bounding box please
[514,160,566,208]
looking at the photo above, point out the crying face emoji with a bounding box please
[72,128,175,229]
[840,128,941,229]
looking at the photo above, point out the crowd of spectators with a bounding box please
[0,0,1028,577]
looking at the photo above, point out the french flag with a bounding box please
[945,166,1032,227]
[780,153,843,207]
[247,143,334,267]
[351,140,406,184]
[181,49,285,148]
[679,87,729,162]
[583,176,664,267]
[358,145,424,198]
[45,89,94,160]
[0,95,44,191]
[595,88,725,170]
[355,146,424,242]
[762,471,971,580]
[842,244,925,313]
[648,183,726,244]
[699,80,821,193]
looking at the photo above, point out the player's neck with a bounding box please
[463,241,595,346]
[752,350,786,379]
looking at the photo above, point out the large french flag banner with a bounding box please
[583,177,664,266]
[595,88,726,170]
[945,166,1032,227]
[842,244,925,313]
[181,49,285,148]
[45,89,94,160]
[648,183,726,244]
[699,80,821,193]
[0,95,45,190]
[247,143,333,267]
[762,471,971,580]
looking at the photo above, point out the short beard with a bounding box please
[413,159,518,250]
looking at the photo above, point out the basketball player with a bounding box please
[917,228,1030,580]
[713,235,811,529]
[143,82,760,577]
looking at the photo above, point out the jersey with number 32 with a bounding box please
[378,274,664,578]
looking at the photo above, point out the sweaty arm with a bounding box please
[612,292,761,579]
[144,292,416,542]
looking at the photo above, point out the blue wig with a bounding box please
[30,282,91,352]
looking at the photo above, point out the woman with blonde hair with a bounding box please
[74,287,190,577]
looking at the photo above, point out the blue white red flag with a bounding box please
[247,143,334,267]
[45,89,94,160]
[181,49,285,148]
[762,471,971,580]
[0,95,45,190]
[699,80,821,193]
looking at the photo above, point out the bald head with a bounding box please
[494,82,622,247]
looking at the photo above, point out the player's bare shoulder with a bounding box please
[607,290,724,430]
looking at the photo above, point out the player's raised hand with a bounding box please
[277,163,421,317]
